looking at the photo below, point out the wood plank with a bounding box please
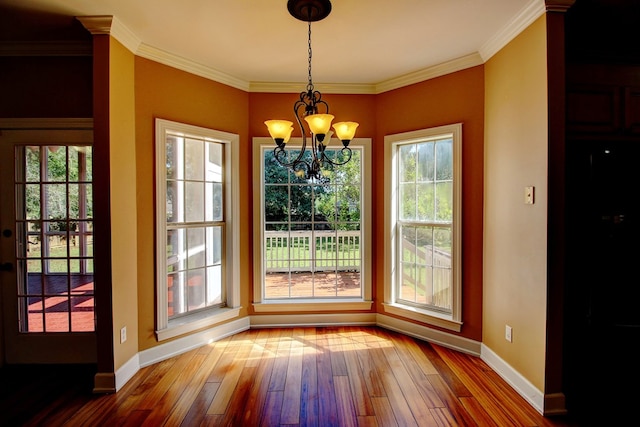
[207,331,255,414]
[353,328,386,398]
[367,331,418,426]
[281,327,304,424]
[268,328,292,392]
[180,382,220,427]
[261,391,284,427]
[426,374,478,426]
[300,327,319,427]
[317,327,340,427]
[325,327,348,376]
[219,366,258,426]
[334,374,358,427]
[370,396,398,427]
[241,328,281,426]
[341,327,374,416]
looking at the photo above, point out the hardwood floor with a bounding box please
[0,326,584,426]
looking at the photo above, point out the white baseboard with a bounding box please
[376,313,481,356]
[250,312,377,328]
[480,343,545,414]
[115,353,140,392]
[138,317,250,368]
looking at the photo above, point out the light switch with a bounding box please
[524,186,534,204]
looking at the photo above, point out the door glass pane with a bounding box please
[15,145,94,333]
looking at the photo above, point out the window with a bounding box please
[155,119,240,340]
[252,137,372,312]
[384,124,462,331]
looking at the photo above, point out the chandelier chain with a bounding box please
[307,20,313,90]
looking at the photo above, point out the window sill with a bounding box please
[253,300,373,313]
[382,303,462,332]
[156,306,242,341]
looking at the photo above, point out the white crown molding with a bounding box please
[74,3,549,95]
[478,0,546,62]
[136,43,249,91]
[76,15,141,54]
[375,53,484,94]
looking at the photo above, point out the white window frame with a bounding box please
[252,137,372,313]
[155,119,240,341]
[383,124,462,332]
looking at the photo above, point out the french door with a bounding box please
[0,126,96,363]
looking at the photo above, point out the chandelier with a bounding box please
[265,0,359,182]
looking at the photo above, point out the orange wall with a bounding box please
[376,66,485,341]
[135,58,250,350]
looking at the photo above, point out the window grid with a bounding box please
[165,134,225,319]
[396,137,454,313]
[262,148,363,300]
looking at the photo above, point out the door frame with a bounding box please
[0,118,96,364]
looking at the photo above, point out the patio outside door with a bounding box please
[0,127,96,363]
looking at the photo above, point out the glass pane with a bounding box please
[336,185,360,223]
[436,139,453,181]
[71,296,94,332]
[399,262,416,302]
[205,182,223,222]
[44,184,67,220]
[435,182,453,222]
[265,185,289,222]
[416,227,433,266]
[26,146,40,182]
[206,265,222,305]
[399,183,415,221]
[185,138,204,181]
[206,226,222,265]
[264,150,289,184]
[68,184,79,219]
[46,146,66,182]
[206,142,222,182]
[84,146,93,181]
[166,180,183,223]
[401,226,416,263]
[170,271,186,316]
[417,142,434,182]
[77,184,93,219]
[167,229,186,273]
[68,146,80,182]
[45,297,70,332]
[166,136,178,180]
[290,185,312,223]
[23,184,41,220]
[47,259,68,274]
[185,181,204,223]
[25,296,44,332]
[434,227,452,267]
[417,182,434,221]
[187,227,205,269]
[399,144,416,183]
[187,269,206,310]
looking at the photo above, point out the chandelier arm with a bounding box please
[320,147,353,166]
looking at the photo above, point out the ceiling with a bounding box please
[0,0,544,92]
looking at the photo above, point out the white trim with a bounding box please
[375,53,484,94]
[383,124,463,328]
[252,301,373,313]
[115,353,141,392]
[156,307,242,342]
[480,343,545,415]
[140,317,250,368]
[137,44,249,92]
[154,119,240,340]
[479,0,546,62]
[250,313,376,328]
[382,303,462,333]
[76,15,141,54]
[376,313,480,356]
[250,81,376,95]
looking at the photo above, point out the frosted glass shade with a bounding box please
[332,121,359,142]
[304,114,334,136]
[265,120,294,141]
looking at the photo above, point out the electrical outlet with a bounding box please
[120,326,127,344]
[505,325,513,343]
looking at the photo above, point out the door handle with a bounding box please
[0,262,12,272]
[2,229,11,238]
